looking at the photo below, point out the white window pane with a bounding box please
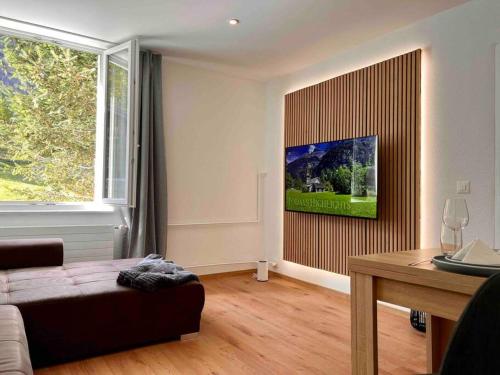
[101,40,138,206]
[104,53,129,200]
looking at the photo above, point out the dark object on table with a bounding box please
[410,309,426,333]
[432,255,500,277]
[425,272,500,375]
[117,254,199,291]
[0,239,205,368]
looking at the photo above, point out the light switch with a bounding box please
[456,180,471,194]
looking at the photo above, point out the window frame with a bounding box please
[99,40,139,207]
[0,25,138,210]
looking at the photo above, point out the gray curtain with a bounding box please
[122,51,167,258]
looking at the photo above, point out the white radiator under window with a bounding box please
[0,225,116,263]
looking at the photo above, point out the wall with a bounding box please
[163,60,266,274]
[0,59,266,275]
[495,44,500,248]
[264,0,500,291]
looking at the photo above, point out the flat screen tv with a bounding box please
[285,135,378,219]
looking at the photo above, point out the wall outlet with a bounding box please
[456,180,471,194]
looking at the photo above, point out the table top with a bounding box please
[348,249,486,295]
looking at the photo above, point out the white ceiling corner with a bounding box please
[0,0,468,80]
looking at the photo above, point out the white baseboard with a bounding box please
[272,260,351,293]
[272,260,409,313]
[378,301,410,313]
[185,261,256,276]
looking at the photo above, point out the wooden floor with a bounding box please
[35,272,425,374]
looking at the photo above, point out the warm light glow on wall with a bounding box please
[285,47,424,96]
[420,49,429,248]
[280,46,426,260]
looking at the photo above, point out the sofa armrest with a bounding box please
[0,238,64,269]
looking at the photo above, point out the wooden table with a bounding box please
[349,249,486,375]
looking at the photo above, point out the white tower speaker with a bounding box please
[257,260,268,282]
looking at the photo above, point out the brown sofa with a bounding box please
[0,239,205,368]
[0,305,32,374]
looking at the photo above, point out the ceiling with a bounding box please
[0,0,468,80]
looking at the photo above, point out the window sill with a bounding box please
[0,203,116,214]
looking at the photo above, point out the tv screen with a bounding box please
[285,135,378,219]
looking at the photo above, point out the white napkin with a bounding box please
[451,239,500,265]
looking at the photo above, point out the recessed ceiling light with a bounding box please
[228,19,240,26]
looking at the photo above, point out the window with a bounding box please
[100,41,139,206]
[0,31,138,206]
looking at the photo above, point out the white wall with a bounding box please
[263,0,500,291]
[495,45,500,248]
[163,60,266,274]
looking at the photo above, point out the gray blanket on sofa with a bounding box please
[117,254,199,292]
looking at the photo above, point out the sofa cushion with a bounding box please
[0,239,63,270]
[0,260,139,304]
[0,305,32,375]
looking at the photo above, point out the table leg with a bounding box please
[351,271,378,375]
[426,315,456,373]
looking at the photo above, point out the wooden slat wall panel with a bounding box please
[283,85,320,268]
[284,50,421,275]
[316,69,368,274]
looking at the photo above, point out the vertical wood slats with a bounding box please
[283,50,421,275]
[283,85,320,268]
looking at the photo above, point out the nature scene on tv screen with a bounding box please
[285,136,378,219]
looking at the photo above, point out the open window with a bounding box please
[0,31,101,204]
[98,40,139,207]
[0,25,139,208]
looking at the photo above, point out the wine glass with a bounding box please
[440,222,460,256]
[442,198,469,255]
